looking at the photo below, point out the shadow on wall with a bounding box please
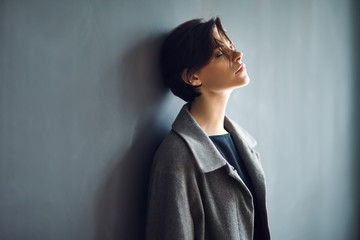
[94,33,170,240]
[352,0,360,237]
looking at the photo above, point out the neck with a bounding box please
[189,90,232,136]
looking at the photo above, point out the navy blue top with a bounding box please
[209,133,265,240]
[209,133,253,191]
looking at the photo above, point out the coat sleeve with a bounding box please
[145,158,203,240]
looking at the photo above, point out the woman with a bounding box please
[145,17,270,240]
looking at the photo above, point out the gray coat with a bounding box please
[145,103,270,240]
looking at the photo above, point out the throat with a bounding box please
[189,98,228,136]
[205,126,228,136]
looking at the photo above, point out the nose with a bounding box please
[233,51,243,63]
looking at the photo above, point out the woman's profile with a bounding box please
[145,16,270,240]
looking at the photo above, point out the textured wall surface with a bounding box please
[0,0,358,239]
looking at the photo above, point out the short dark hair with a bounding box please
[160,17,233,102]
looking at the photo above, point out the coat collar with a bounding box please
[172,103,258,173]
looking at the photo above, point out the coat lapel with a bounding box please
[171,103,228,173]
[224,117,267,203]
[171,103,266,201]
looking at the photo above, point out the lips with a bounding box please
[235,63,246,74]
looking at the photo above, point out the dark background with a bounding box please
[1,0,358,239]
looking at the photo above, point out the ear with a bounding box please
[181,68,202,87]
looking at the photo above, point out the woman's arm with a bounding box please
[145,169,196,240]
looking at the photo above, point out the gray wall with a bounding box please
[0,0,358,239]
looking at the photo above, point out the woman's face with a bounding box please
[195,28,250,95]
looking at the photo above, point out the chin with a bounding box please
[244,77,250,86]
[235,77,250,88]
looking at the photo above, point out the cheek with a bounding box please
[200,64,231,88]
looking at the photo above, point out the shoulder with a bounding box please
[150,130,198,177]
